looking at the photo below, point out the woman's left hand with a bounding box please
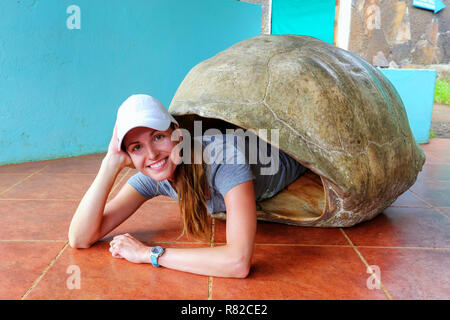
[109,233,150,264]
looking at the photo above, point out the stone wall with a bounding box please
[241,0,449,78]
[348,0,449,67]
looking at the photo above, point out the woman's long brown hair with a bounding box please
[172,124,211,241]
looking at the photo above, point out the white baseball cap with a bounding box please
[116,94,179,151]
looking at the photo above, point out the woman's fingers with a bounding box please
[105,123,136,170]
[112,251,123,259]
[110,233,132,250]
[108,233,148,263]
[109,243,123,258]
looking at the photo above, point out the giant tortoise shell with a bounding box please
[168,34,425,227]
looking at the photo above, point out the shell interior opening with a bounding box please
[255,170,325,222]
[174,114,326,223]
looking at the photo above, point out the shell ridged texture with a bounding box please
[169,35,425,227]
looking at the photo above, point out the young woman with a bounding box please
[68,94,307,278]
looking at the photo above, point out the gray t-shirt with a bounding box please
[127,133,307,214]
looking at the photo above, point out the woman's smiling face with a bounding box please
[123,126,181,183]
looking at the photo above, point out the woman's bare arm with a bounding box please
[68,159,121,248]
[158,180,256,278]
[68,124,145,248]
[68,160,147,248]
[110,180,257,278]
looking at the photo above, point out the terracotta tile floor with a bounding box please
[0,140,449,300]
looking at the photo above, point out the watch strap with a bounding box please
[150,254,160,267]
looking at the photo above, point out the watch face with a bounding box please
[151,246,162,255]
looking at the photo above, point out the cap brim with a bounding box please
[117,118,172,152]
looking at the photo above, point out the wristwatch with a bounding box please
[150,246,165,267]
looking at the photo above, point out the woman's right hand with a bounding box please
[104,124,134,170]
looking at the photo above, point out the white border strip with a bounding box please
[336,0,352,50]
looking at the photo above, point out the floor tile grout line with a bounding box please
[10,238,448,250]
[0,162,131,198]
[0,198,81,201]
[0,239,68,242]
[390,205,432,208]
[0,173,44,176]
[408,189,450,218]
[0,165,51,196]
[433,207,450,219]
[0,173,99,176]
[21,241,69,300]
[416,178,450,182]
[355,245,450,251]
[247,243,353,247]
[208,218,215,300]
[422,158,450,164]
[93,240,450,251]
[407,190,435,207]
[0,171,132,176]
[208,277,213,301]
[0,158,65,174]
[108,167,132,195]
[339,229,394,300]
[422,153,447,163]
[422,161,450,166]
[216,242,450,250]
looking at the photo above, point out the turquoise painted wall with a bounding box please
[271,0,336,44]
[0,0,260,165]
[380,69,437,144]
